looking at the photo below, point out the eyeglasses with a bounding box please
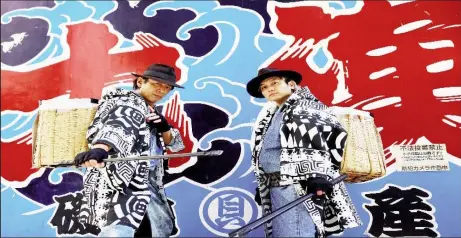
[259,80,282,92]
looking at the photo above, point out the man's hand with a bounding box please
[301,177,334,197]
[146,106,171,133]
[74,148,108,168]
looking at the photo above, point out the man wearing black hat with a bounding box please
[247,68,361,237]
[73,63,185,237]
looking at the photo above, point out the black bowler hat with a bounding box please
[246,68,302,98]
[131,63,184,88]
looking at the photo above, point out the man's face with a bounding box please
[259,76,294,105]
[137,77,173,105]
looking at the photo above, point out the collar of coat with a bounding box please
[101,87,143,101]
[250,86,325,158]
[100,88,151,112]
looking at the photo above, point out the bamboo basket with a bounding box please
[329,107,386,183]
[32,98,98,168]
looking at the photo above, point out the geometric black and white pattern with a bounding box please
[79,88,154,230]
[251,87,362,237]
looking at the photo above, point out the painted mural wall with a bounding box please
[1,0,460,237]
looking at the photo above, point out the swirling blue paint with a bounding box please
[6,1,459,238]
[0,112,36,141]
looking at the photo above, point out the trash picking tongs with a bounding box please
[228,174,348,238]
[51,150,224,167]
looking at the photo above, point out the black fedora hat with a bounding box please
[246,68,302,98]
[132,63,184,88]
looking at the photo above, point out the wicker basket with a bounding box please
[32,98,98,168]
[330,107,386,183]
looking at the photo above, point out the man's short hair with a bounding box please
[282,76,296,84]
[133,77,147,90]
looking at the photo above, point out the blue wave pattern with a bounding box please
[3,0,461,237]
[141,6,285,216]
[0,0,370,236]
[1,111,37,141]
[144,1,284,144]
[1,1,284,235]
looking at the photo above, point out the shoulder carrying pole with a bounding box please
[50,150,223,167]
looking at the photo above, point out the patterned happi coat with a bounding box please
[250,87,362,237]
[78,88,182,232]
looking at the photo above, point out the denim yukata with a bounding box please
[259,107,316,237]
